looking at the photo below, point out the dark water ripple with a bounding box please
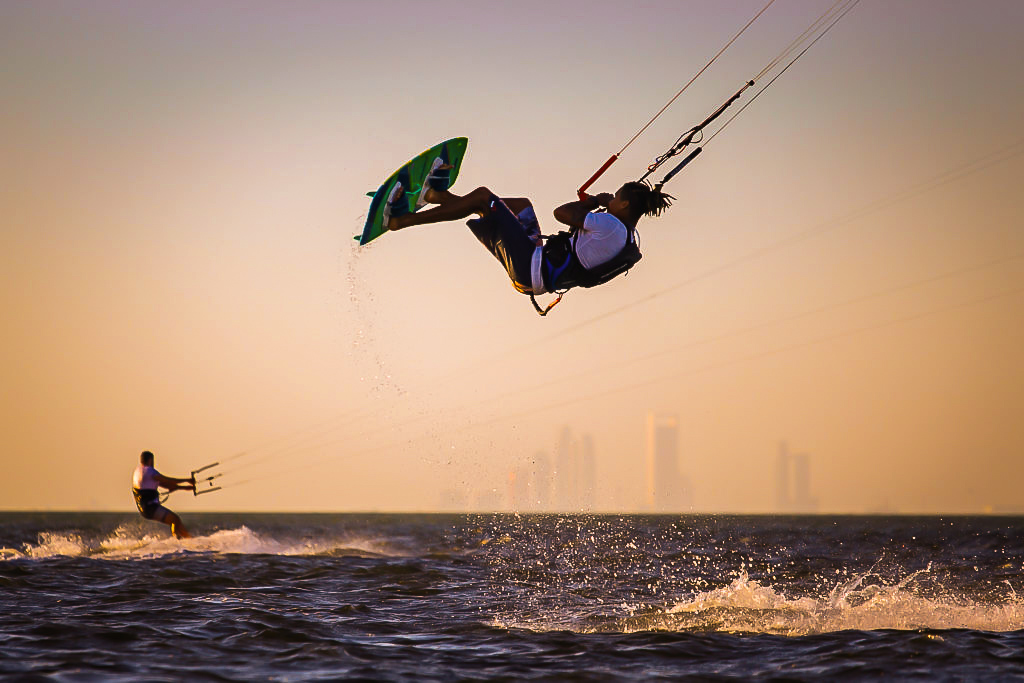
[1,513,1023,680]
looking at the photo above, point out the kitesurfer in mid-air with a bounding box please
[131,450,195,539]
[386,173,672,300]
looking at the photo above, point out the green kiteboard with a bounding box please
[356,137,469,245]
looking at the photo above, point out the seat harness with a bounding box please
[529,223,642,316]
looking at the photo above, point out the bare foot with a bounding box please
[421,186,444,205]
[419,164,454,206]
[385,185,407,230]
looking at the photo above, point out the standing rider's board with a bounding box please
[356,137,469,245]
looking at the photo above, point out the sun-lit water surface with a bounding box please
[2,513,1022,680]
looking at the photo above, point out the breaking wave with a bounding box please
[497,568,1024,635]
[2,525,400,560]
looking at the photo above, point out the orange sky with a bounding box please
[2,0,1022,513]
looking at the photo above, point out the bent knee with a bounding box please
[501,197,533,215]
[470,186,496,201]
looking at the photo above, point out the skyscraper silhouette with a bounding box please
[554,426,574,510]
[645,414,692,512]
[580,434,596,511]
[775,441,818,513]
[776,441,792,511]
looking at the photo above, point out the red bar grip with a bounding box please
[577,154,618,200]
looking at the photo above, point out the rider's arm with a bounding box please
[155,473,195,491]
[553,193,612,231]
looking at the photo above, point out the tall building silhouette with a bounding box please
[547,426,598,511]
[644,413,692,512]
[554,426,575,510]
[508,450,556,512]
[580,434,596,511]
[775,441,791,511]
[532,450,552,510]
[508,467,529,511]
[793,453,812,510]
[775,441,819,513]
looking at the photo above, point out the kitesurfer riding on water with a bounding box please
[386,175,672,303]
[131,450,195,539]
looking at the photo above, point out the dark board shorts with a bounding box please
[466,195,537,294]
[133,489,171,523]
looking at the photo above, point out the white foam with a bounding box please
[23,531,90,558]
[5,525,400,561]
[657,569,1024,635]
[167,526,395,557]
[498,569,1024,635]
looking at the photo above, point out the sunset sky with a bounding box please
[2,0,1022,514]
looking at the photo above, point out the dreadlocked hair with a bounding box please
[620,180,674,221]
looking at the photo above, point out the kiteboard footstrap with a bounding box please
[382,182,409,230]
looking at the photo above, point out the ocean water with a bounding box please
[1,513,1023,681]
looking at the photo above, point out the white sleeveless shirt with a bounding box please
[132,464,160,490]
[531,211,630,294]
[574,212,628,269]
